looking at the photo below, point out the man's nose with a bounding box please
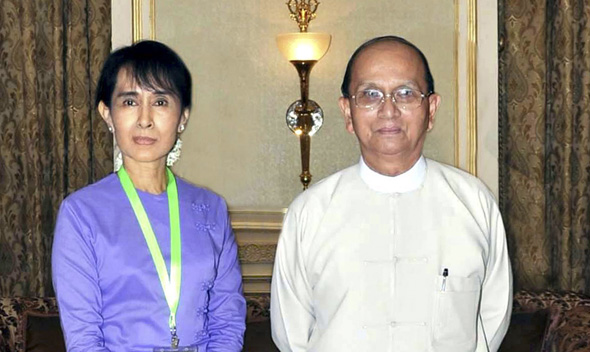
[378,94,401,119]
[137,106,154,128]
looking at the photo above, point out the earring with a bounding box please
[166,138,183,166]
[114,149,123,172]
[179,124,185,132]
[108,125,113,133]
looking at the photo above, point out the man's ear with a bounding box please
[98,101,113,129]
[339,96,355,135]
[426,93,441,132]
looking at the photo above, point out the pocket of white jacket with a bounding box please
[431,274,481,349]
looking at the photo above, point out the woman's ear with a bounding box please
[98,101,113,131]
[178,108,190,133]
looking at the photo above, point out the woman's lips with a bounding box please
[133,136,157,145]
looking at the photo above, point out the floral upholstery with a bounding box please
[0,295,274,352]
[513,290,590,352]
[6,291,590,352]
[0,297,60,352]
[245,293,271,323]
[514,290,590,313]
[549,306,590,352]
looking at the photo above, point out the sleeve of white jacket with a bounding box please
[271,204,316,352]
[480,200,513,351]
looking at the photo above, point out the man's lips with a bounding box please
[133,136,157,145]
[376,126,402,133]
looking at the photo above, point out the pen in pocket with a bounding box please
[441,268,448,291]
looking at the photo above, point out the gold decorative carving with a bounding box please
[286,0,320,32]
[238,244,277,264]
[229,210,284,294]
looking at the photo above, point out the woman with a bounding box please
[52,41,246,352]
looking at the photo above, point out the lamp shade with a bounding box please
[276,32,332,61]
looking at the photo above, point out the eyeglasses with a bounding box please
[349,87,432,111]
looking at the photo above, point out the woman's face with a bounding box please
[99,69,189,169]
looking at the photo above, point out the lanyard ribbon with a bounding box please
[118,166,182,347]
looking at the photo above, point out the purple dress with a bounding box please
[52,173,246,352]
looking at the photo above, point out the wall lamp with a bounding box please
[277,0,331,190]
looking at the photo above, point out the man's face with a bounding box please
[338,42,440,173]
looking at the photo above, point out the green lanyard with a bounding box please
[118,166,182,348]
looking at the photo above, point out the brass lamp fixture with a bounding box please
[277,0,331,190]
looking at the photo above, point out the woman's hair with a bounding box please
[95,40,192,109]
[340,35,434,97]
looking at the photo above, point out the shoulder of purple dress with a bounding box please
[174,175,229,221]
[62,173,121,204]
[175,176,224,201]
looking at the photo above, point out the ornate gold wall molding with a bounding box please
[230,209,285,230]
[131,0,156,43]
[132,0,141,43]
[467,0,478,175]
[454,0,460,167]
[454,0,479,176]
[150,0,156,40]
[230,209,285,293]
[238,244,277,264]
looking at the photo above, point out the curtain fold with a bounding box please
[500,0,590,293]
[0,0,112,297]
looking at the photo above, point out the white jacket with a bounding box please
[271,158,512,352]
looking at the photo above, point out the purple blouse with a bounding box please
[52,173,246,352]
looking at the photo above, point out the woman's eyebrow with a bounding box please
[151,90,173,95]
[115,91,138,99]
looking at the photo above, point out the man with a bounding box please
[270,36,512,352]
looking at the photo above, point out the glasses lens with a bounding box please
[355,89,383,109]
[393,88,421,110]
[353,87,425,110]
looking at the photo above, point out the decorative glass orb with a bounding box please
[286,99,324,136]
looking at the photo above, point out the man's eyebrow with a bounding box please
[355,81,380,89]
[401,80,420,88]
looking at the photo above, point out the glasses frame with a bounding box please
[349,87,433,111]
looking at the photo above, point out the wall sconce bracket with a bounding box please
[277,2,330,189]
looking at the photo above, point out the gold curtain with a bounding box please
[0,0,112,297]
[499,0,590,292]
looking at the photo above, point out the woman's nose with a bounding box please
[136,106,154,128]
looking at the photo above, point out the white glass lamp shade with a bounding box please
[276,32,332,61]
